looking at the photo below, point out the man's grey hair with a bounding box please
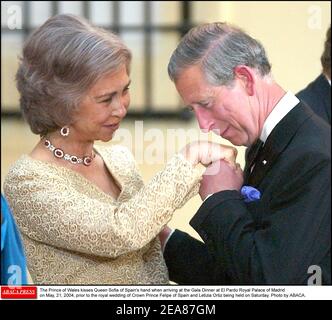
[16,14,132,136]
[168,22,271,86]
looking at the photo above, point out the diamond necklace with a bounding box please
[44,139,95,166]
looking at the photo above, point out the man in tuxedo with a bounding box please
[160,22,331,285]
[297,25,331,124]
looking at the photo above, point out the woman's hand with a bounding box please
[180,141,238,167]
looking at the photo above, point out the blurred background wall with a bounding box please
[1,1,331,240]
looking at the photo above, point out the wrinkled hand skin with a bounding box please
[199,159,244,200]
[181,141,238,167]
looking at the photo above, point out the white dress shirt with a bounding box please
[260,91,300,143]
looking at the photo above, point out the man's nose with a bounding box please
[195,108,213,132]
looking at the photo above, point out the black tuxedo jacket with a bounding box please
[164,103,331,284]
[297,74,331,125]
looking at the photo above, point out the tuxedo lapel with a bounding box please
[243,139,263,183]
[247,102,315,187]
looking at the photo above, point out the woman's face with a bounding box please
[72,64,130,142]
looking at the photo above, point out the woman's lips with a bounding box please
[104,123,120,130]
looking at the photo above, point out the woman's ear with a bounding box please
[233,65,255,96]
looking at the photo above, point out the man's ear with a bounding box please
[233,65,255,96]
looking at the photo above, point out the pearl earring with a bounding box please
[60,126,69,137]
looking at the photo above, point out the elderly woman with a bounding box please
[3,14,237,284]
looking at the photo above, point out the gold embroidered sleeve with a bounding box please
[5,154,202,258]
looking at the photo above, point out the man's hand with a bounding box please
[199,159,244,200]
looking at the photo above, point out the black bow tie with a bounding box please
[246,139,264,170]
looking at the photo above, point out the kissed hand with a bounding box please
[181,141,238,167]
[199,159,244,200]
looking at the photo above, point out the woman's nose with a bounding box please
[112,98,127,118]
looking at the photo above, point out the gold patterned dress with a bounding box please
[3,144,203,285]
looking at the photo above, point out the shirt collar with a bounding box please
[260,91,300,143]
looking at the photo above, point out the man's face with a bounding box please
[175,65,257,146]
